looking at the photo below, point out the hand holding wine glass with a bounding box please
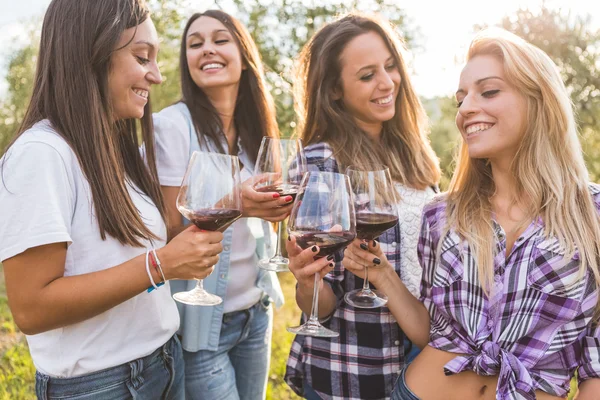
[173,151,243,306]
[253,137,307,272]
[287,171,356,337]
[156,225,223,280]
[343,167,399,309]
[240,174,294,222]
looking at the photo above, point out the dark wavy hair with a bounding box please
[179,10,279,163]
[6,0,165,247]
[295,12,440,189]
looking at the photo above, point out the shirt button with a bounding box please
[494,275,502,283]
[224,245,230,251]
[394,340,400,346]
[487,320,494,329]
[220,273,227,279]
[391,242,397,247]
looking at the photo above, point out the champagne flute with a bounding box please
[173,151,243,306]
[287,171,356,337]
[253,137,307,272]
[344,167,399,308]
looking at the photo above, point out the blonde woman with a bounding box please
[284,13,440,399]
[394,28,600,400]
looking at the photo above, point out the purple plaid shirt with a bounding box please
[419,185,600,400]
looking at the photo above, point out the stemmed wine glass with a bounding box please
[174,151,243,306]
[344,167,399,308]
[253,137,307,272]
[287,171,356,337]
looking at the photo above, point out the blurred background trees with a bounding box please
[2,1,599,184]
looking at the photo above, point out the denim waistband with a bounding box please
[222,294,271,322]
[37,335,179,392]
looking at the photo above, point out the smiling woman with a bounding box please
[0,0,226,398]
[151,9,288,400]
[284,12,440,400]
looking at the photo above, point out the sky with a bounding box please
[0,0,598,99]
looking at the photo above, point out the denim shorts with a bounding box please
[35,335,184,400]
[391,365,421,400]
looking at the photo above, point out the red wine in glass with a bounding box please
[344,167,399,309]
[173,151,243,306]
[180,208,243,232]
[287,171,356,338]
[355,212,399,240]
[253,137,307,272]
[294,231,356,258]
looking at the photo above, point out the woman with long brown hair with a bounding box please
[152,9,288,399]
[284,12,440,400]
[0,0,223,398]
[394,28,600,400]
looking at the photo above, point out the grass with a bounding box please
[0,265,576,400]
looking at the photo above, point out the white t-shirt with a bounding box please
[153,105,262,313]
[0,121,179,377]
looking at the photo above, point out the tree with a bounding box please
[490,6,600,181]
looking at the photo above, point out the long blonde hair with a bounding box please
[447,28,600,292]
[294,12,440,189]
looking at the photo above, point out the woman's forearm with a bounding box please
[6,248,162,335]
[295,281,338,319]
[376,269,431,348]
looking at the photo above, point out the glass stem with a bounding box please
[308,273,320,323]
[273,218,285,258]
[195,279,204,291]
[362,267,371,292]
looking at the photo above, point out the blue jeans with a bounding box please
[183,296,273,400]
[35,335,184,400]
[391,366,420,400]
[302,382,322,400]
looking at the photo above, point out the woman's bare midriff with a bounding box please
[404,346,565,400]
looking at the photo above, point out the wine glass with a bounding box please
[344,167,399,308]
[173,151,243,306]
[253,137,307,272]
[287,171,356,337]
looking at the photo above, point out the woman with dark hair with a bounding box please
[284,12,440,400]
[0,0,223,398]
[153,10,287,399]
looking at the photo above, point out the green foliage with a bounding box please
[487,6,600,181]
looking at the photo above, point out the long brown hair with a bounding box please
[294,12,440,189]
[179,10,279,163]
[447,28,600,292]
[5,0,165,247]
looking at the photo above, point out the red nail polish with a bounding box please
[284,196,293,202]
[272,193,280,199]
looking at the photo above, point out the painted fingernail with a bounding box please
[284,196,293,202]
[287,236,291,241]
[360,243,368,251]
[312,246,318,252]
[272,193,281,199]
[372,240,378,248]
[373,258,381,265]
[327,254,334,261]
[329,262,334,268]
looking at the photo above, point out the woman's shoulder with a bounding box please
[588,182,600,210]
[8,120,75,164]
[421,193,449,224]
[153,102,192,132]
[303,142,339,173]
